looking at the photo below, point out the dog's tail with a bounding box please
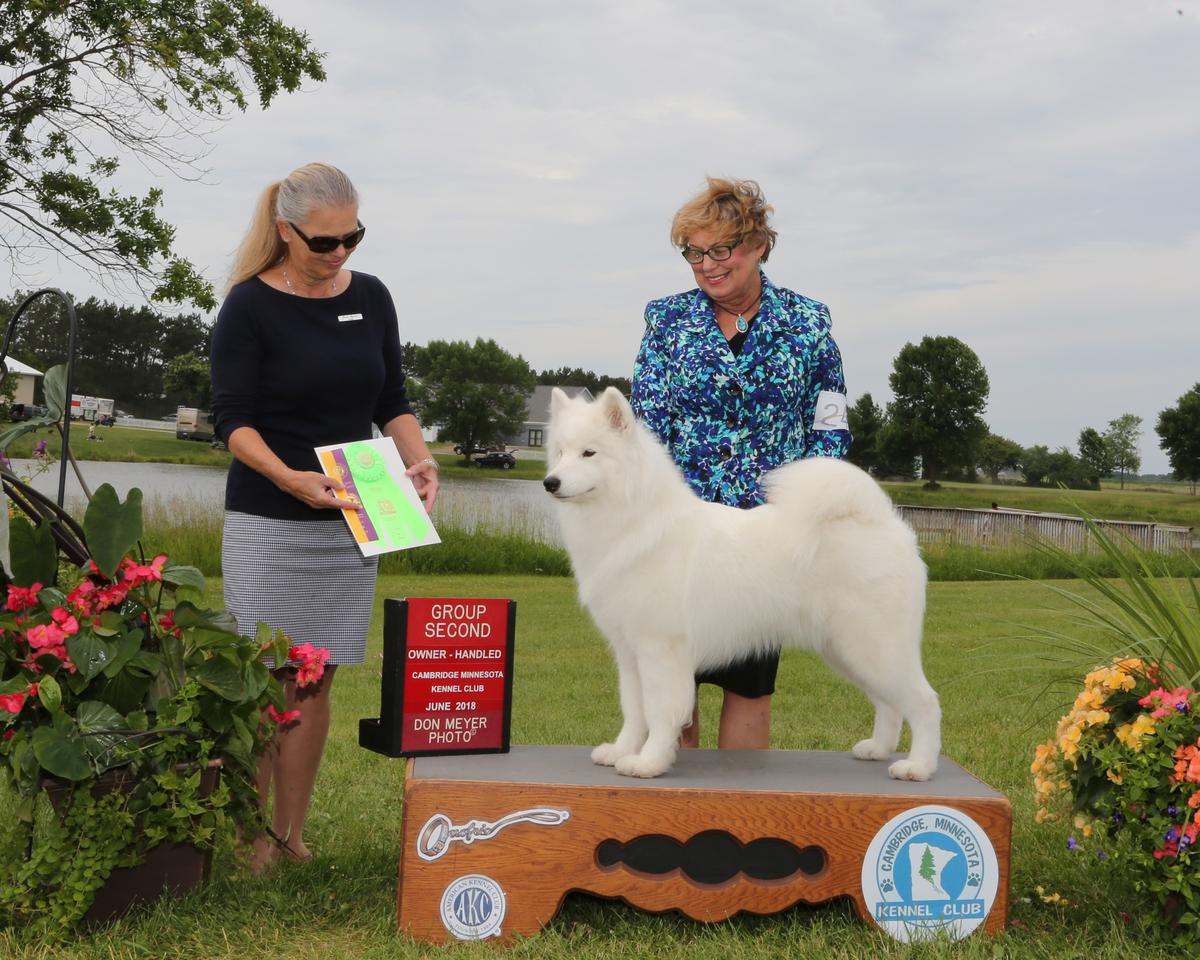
[762,457,896,525]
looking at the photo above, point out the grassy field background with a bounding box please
[0,573,1185,958]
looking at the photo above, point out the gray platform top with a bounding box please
[412,746,1005,801]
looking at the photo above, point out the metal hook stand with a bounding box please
[0,288,79,507]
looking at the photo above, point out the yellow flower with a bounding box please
[1084,709,1110,727]
[1107,768,1123,785]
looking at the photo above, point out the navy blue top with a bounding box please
[210,272,413,521]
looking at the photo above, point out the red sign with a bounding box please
[359,597,515,758]
[399,598,514,755]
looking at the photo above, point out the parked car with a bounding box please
[9,403,49,421]
[472,451,517,470]
[453,443,486,456]
[159,414,177,422]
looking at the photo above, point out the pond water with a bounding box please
[8,458,563,545]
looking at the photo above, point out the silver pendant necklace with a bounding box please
[282,266,338,297]
[727,296,760,334]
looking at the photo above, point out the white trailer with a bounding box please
[70,394,115,422]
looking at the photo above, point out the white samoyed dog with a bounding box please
[543,387,940,781]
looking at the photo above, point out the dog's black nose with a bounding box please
[543,476,560,494]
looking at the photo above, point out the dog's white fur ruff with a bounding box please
[544,387,941,780]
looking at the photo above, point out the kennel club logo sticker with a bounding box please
[861,805,998,942]
[440,874,507,940]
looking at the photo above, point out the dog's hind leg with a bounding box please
[614,640,694,778]
[887,676,941,781]
[592,644,648,766]
[825,630,941,781]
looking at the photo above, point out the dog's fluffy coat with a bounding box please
[543,387,941,780]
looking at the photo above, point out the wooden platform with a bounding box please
[397,746,1011,944]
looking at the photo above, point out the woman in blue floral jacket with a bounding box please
[631,177,852,751]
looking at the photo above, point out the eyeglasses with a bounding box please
[681,238,742,264]
[289,220,366,254]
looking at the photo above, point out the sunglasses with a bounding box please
[288,220,366,254]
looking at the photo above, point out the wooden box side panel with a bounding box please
[397,780,1011,944]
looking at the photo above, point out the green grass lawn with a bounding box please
[0,574,1185,958]
[883,478,1200,528]
[4,423,232,466]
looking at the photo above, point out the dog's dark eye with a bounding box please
[582,449,596,458]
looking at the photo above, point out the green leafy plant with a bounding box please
[0,483,297,935]
[1030,521,1200,942]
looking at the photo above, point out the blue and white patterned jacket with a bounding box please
[631,272,852,507]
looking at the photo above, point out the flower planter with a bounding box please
[42,759,223,926]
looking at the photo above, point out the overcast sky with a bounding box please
[10,1,1200,473]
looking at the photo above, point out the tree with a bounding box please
[1021,445,1096,490]
[1,291,209,415]
[1077,427,1114,483]
[846,393,884,474]
[163,352,212,409]
[537,365,631,397]
[976,433,1023,483]
[874,422,919,480]
[1020,445,1053,487]
[407,339,537,460]
[886,336,990,488]
[1156,383,1200,494]
[0,2,325,308]
[1104,414,1143,490]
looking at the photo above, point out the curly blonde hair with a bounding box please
[670,177,777,262]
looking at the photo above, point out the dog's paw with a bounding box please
[614,751,671,778]
[590,742,626,767]
[852,738,892,761]
[888,758,936,781]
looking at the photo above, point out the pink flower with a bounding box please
[0,693,26,714]
[67,579,99,615]
[121,554,167,587]
[50,608,79,635]
[5,583,42,613]
[26,622,66,650]
[22,623,76,674]
[289,643,330,688]
[1140,686,1194,720]
[267,704,301,726]
[27,683,38,698]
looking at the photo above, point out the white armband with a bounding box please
[811,391,849,431]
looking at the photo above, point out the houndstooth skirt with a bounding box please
[221,511,379,665]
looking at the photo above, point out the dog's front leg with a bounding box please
[615,640,694,778]
[591,644,647,766]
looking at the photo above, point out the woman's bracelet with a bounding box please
[415,456,439,471]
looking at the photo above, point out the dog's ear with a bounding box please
[600,386,632,432]
[550,387,570,417]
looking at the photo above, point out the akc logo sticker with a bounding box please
[861,805,999,942]
[439,874,506,940]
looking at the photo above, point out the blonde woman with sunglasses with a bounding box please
[211,162,439,872]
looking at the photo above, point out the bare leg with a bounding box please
[251,664,338,870]
[716,691,771,749]
[679,699,701,749]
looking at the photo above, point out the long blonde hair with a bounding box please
[226,163,360,290]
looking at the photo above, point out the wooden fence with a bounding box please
[895,505,1194,554]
